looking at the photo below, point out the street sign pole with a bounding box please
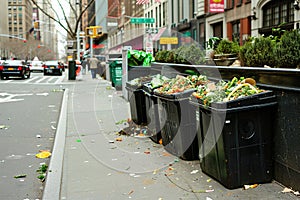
[90,36,94,58]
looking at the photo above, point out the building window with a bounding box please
[237,0,242,6]
[227,0,234,9]
[232,20,240,43]
[199,23,205,48]
[262,0,294,28]
[155,7,158,27]
[163,2,166,26]
[159,4,161,27]
[193,28,197,41]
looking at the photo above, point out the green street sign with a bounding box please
[130,18,155,24]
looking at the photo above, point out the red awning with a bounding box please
[93,44,105,49]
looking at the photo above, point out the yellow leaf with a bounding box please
[36,151,51,159]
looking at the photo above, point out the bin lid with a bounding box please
[108,58,122,62]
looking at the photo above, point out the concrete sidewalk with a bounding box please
[44,72,298,200]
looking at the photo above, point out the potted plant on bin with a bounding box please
[212,39,240,66]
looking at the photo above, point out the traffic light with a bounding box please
[23,40,27,44]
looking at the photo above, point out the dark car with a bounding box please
[0,60,31,80]
[43,60,64,76]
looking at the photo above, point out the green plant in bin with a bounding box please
[239,36,276,67]
[275,29,300,68]
[154,44,205,64]
[214,39,240,56]
[174,44,206,65]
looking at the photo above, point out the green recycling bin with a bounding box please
[109,59,122,89]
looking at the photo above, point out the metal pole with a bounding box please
[90,37,93,58]
[77,21,81,60]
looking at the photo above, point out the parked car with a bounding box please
[43,60,63,76]
[0,60,31,79]
[30,60,44,72]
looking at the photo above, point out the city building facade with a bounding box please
[103,0,300,54]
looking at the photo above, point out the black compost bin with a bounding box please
[126,82,147,125]
[190,91,277,189]
[143,83,162,144]
[155,89,198,160]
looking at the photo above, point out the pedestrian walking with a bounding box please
[81,58,88,74]
[88,56,99,79]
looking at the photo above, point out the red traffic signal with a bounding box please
[23,40,27,43]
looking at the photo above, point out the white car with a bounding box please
[30,60,44,72]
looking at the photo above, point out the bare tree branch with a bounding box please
[30,0,74,37]
[48,0,75,37]
[29,0,95,39]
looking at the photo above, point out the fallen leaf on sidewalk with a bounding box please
[159,139,163,144]
[190,170,199,174]
[144,150,150,154]
[243,184,258,190]
[36,150,51,159]
[162,152,171,157]
[115,137,123,141]
[0,125,9,130]
[14,174,27,179]
[115,119,127,125]
[128,190,134,195]
[282,188,293,193]
[282,187,300,196]
[192,189,214,193]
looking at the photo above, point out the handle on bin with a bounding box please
[195,101,277,113]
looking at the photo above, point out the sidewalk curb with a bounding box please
[42,88,69,200]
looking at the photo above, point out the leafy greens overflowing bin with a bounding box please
[127,50,154,81]
[190,77,277,189]
[154,75,209,160]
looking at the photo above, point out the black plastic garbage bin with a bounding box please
[143,83,162,144]
[126,82,148,125]
[155,89,199,160]
[68,60,76,80]
[190,91,277,189]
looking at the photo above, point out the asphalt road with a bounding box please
[0,83,64,199]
